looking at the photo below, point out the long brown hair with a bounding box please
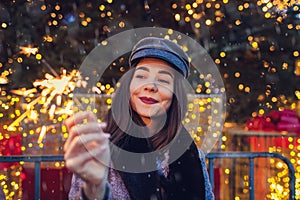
[104,66,188,150]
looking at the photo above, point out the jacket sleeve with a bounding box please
[198,149,215,200]
[68,174,112,200]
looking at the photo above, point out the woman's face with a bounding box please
[129,58,175,124]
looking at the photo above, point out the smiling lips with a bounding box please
[139,96,159,104]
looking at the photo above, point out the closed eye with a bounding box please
[135,74,145,79]
[158,79,170,84]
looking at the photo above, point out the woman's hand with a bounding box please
[64,111,110,199]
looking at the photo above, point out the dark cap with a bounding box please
[129,37,190,78]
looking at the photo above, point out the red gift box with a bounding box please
[245,116,276,131]
[246,110,300,134]
[0,134,22,170]
[245,109,300,148]
[270,110,300,134]
[22,166,72,200]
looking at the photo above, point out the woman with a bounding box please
[64,37,214,199]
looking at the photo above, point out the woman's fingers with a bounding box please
[63,111,107,152]
[64,111,97,129]
[69,122,107,137]
[64,132,110,159]
[64,122,107,151]
[63,111,111,185]
[65,145,108,171]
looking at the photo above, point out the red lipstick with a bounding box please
[139,97,159,104]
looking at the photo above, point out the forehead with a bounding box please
[136,58,175,73]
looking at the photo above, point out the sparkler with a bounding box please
[0,77,8,84]
[0,70,11,85]
[19,46,39,57]
[7,69,86,144]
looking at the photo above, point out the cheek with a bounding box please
[161,89,174,107]
[129,79,140,95]
[129,84,138,109]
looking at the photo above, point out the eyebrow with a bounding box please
[135,66,174,78]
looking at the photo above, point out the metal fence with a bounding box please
[0,152,296,200]
[206,152,296,200]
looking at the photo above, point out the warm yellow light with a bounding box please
[50,12,56,18]
[276,162,284,169]
[222,136,227,142]
[295,59,300,76]
[295,90,300,99]
[215,58,220,64]
[99,5,105,11]
[35,54,42,60]
[262,6,268,12]
[205,19,213,26]
[244,87,250,93]
[43,35,53,42]
[269,45,275,51]
[266,2,273,9]
[53,20,58,26]
[55,4,60,10]
[259,109,265,115]
[185,4,191,10]
[271,97,278,102]
[287,24,293,29]
[206,2,212,8]
[185,17,191,22]
[17,57,23,63]
[41,5,47,10]
[220,51,226,58]
[204,81,210,87]
[225,168,230,174]
[251,42,259,49]
[282,62,288,70]
[215,16,222,22]
[175,14,180,21]
[81,20,88,26]
[238,84,244,90]
[265,12,271,18]
[235,20,241,25]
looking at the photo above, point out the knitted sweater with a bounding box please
[69,129,214,200]
[69,149,214,200]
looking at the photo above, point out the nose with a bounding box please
[144,81,158,92]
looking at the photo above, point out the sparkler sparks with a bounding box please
[0,70,11,84]
[0,77,8,84]
[19,46,39,57]
[7,69,86,137]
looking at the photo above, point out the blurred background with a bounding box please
[0,0,299,199]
